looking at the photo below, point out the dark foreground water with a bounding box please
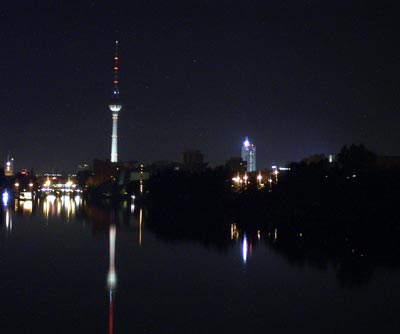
[1,196,400,334]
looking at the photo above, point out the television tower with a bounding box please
[109,40,122,163]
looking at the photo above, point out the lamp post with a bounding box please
[243,173,248,189]
[257,172,263,189]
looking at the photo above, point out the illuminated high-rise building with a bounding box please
[241,137,256,172]
[108,41,122,163]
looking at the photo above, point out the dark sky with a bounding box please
[1,1,399,172]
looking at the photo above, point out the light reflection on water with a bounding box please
[16,200,33,214]
[4,206,12,231]
[38,194,82,220]
[242,234,248,263]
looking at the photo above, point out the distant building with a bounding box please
[145,161,181,175]
[302,154,327,165]
[4,155,14,177]
[91,159,138,186]
[376,156,400,170]
[225,157,247,173]
[241,137,256,172]
[77,163,90,171]
[182,150,206,173]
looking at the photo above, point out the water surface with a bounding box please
[1,196,399,333]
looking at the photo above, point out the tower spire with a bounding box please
[113,40,119,96]
[109,40,122,163]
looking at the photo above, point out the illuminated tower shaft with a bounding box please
[111,115,118,162]
[109,41,122,163]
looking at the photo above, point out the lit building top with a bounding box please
[241,136,256,172]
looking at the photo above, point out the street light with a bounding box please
[274,169,279,183]
[257,172,264,189]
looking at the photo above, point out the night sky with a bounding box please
[1,1,399,172]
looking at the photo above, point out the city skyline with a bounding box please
[1,1,399,171]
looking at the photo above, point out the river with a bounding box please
[1,195,399,333]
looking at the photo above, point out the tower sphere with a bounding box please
[109,101,122,113]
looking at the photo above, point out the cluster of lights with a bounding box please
[229,166,288,191]
[232,174,248,184]
[40,178,81,194]
[14,182,34,189]
[231,172,265,190]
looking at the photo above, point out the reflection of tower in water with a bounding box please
[4,206,12,231]
[107,225,117,334]
[138,208,143,247]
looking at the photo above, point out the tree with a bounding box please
[337,144,376,172]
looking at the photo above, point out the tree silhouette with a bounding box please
[337,144,376,172]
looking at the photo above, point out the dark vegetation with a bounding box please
[144,144,400,287]
[145,167,233,248]
[146,145,398,239]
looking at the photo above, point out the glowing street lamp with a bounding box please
[43,179,51,192]
[273,169,279,183]
[257,172,263,189]
[231,175,241,191]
